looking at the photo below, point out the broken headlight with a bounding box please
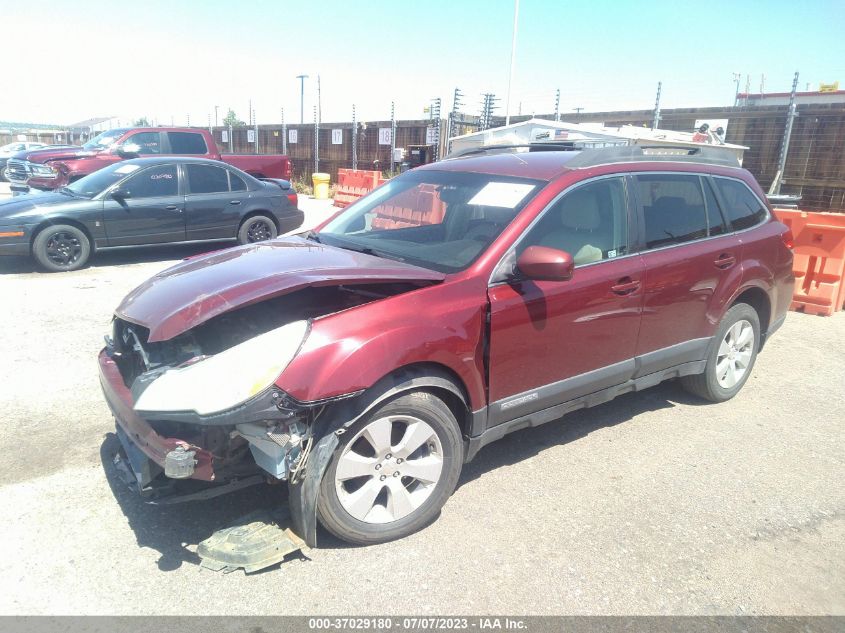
[134,320,309,415]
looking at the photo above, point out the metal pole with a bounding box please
[214,105,219,127]
[281,108,287,155]
[352,104,357,170]
[297,75,309,124]
[314,105,319,174]
[208,113,212,133]
[228,124,233,152]
[554,88,560,121]
[771,71,800,195]
[254,109,258,154]
[504,0,519,126]
[390,101,396,173]
[248,99,252,126]
[732,73,741,107]
[652,81,662,130]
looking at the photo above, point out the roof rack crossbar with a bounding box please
[442,142,741,169]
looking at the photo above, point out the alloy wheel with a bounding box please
[334,415,444,524]
[716,319,754,389]
[246,219,273,242]
[45,231,82,267]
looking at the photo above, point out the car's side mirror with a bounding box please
[516,245,574,281]
[116,144,140,158]
[111,187,131,200]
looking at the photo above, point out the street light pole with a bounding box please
[214,105,219,127]
[296,74,309,124]
[504,0,520,126]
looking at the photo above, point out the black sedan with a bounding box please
[0,157,304,271]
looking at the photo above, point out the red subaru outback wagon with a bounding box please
[99,145,794,546]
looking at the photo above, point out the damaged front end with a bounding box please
[98,283,422,520]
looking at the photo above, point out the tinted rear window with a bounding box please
[187,164,229,194]
[229,171,248,191]
[168,132,208,155]
[713,178,768,231]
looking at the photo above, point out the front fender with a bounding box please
[288,365,471,546]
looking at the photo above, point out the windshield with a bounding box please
[82,129,128,151]
[0,143,25,153]
[65,162,142,198]
[318,170,542,273]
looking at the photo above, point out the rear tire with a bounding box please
[237,215,277,245]
[32,224,90,272]
[680,303,760,402]
[317,391,463,545]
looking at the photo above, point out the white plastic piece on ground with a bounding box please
[134,320,308,415]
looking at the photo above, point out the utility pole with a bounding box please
[759,74,766,94]
[429,97,441,161]
[352,104,357,170]
[296,75,309,124]
[207,113,212,133]
[253,107,258,154]
[313,105,319,174]
[652,81,662,130]
[214,105,219,128]
[317,75,322,127]
[770,71,800,195]
[554,88,561,121]
[733,72,741,106]
[248,99,252,126]
[447,87,463,155]
[390,101,396,173]
[504,0,520,126]
[480,93,499,131]
[187,114,190,126]
[281,108,287,155]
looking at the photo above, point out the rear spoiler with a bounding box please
[260,178,292,190]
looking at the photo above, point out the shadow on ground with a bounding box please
[101,381,707,566]
[0,240,235,275]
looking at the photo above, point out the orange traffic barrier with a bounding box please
[333,169,382,208]
[774,209,845,316]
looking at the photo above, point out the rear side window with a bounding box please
[636,174,708,249]
[167,132,208,155]
[229,171,248,191]
[713,178,768,231]
[187,164,229,194]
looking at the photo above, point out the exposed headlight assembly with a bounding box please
[30,163,58,178]
[134,320,309,415]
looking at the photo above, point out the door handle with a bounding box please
[714,253,736,269]
[229,200,242,205]
[610,277,640,295]
[165,205,182,212]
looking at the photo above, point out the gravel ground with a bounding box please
[0,216,842,615]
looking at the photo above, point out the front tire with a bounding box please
[237,215,277,245]
[317,391,463,545]
[32,224,91,272]
[681,303,760,402]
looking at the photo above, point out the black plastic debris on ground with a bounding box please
[197,510,309,574]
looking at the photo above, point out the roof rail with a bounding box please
[442,142,580,160]
[442,142,741,169]
[560,144,741,169]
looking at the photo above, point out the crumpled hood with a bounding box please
[14,147,93,163]
[116,237,446,342]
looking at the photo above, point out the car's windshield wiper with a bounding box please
[58,187,79,197]
[304,230,321,243]
[337,242,405,262]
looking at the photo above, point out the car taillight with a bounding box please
[782,229,794,250]
[287,193,298,207]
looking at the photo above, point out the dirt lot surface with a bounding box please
[0,222,842,615]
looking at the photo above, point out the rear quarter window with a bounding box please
[713,177,768,231]
[167,132,208,155]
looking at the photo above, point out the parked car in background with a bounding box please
[3,127,292,192]
[0,157,302,271]
[0,141,47,181]
[98,145,794,548]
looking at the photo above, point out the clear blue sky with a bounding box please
[2,0,843,126]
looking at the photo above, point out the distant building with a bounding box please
[737,89,845,107]
[67,117,122,143]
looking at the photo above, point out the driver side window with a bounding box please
[520,177,628,266]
